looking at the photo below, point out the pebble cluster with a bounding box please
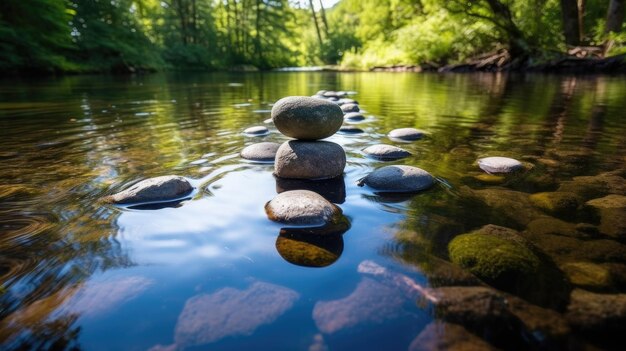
[104,89,525,267]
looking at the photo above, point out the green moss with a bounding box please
[530,191,581,217]
[448,233,541,283]
[560,262,612,291]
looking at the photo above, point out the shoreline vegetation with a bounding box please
[1,0,625,76]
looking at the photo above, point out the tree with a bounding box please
[606,0,625,34]
[561,0,581,45]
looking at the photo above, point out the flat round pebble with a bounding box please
[338,126,364,134]
[363,144,411,160]
[106,175,193,205]
[338,98,358,105]
[344,112,365,121]
[244,126,270,136]
[477,156,523,174]
[240,142,281,163]
[362,165,434,192]
[271,96,343,140]
[341,103,360,113]
[388,128,425,141]
[265,190,342,227]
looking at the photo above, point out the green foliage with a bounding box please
[0,0,625,73]
[0,0,75,72]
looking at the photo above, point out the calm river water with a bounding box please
[1,73,625,350]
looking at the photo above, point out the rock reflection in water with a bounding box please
[275,175,346,204]
[276,231,344,268]
[150,282,298,350]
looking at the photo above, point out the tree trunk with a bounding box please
[318,0,330,38]
[606,0,625,34]
[255,0,263,66]
[560,0,581,45]
[308,0,323,47]
[484,0,527,56]
[578,0,585,41]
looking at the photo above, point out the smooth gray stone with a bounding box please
[106,175,193,204]
[322,91,339,98]
[388,128,425,141]
[363,144,411,161]
[243,126,269,136]
[240,142,281,163]
[341,103,360,113]
[478,156,523,174]
[316,90,327,95]
[265,190,342,227]
[338,126,364,134]
[275,140,346,180]
[338,98,358,106]
[344,112,365,121]
[271,96,343,140]
[362,165,434,192]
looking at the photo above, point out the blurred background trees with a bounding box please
[0,0,624,73]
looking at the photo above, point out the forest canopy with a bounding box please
[0,0,624,73]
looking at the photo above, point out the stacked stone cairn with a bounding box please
[265,95,350,267]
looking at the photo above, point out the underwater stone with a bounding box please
[271,96,343,140]
[362,144,411,161]
[585,194,626,238]
[361,165,434,192]
[388,128,425,141]
[340,103,360,113]
[448,232,541,285]
[243,126,269,136]
[240,142,281,163]
[265,190,343,227]
[530,191,582,218]
[566,289,626,333]
[105,175,193,205]
[274,140,346,180]
[477,156,523,174]
[561,262,613,291]
[409,322,497,351]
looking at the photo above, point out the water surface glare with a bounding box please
[1,73,625,350]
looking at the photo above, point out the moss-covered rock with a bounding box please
[448,232,541,285]
[530,191,581,218]
[558,173,626,201]
[560,262,613,291]
[585,195,626,239]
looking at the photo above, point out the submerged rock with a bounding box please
[561,262,613,291]
[526,217,599,240]
[461,187,542,228]
[276,231,344,267]
[105,175,193,205]
[240,142,281,163]
[361,165,434,192]
[585,194,626,238]
[150,282,298,350]
[340,103,360,113]
[408,322,497,351]
[566,289,626,333]
[271,96,343,140]
[243,125,269,136]
[265,190,343,227]
[362,144,411,161]
[530,191,581,218]
[558,173,626,201]
[274,140,346,180]
[448,231,541,287]
[388,128,425,141]
[477,156,523,174]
